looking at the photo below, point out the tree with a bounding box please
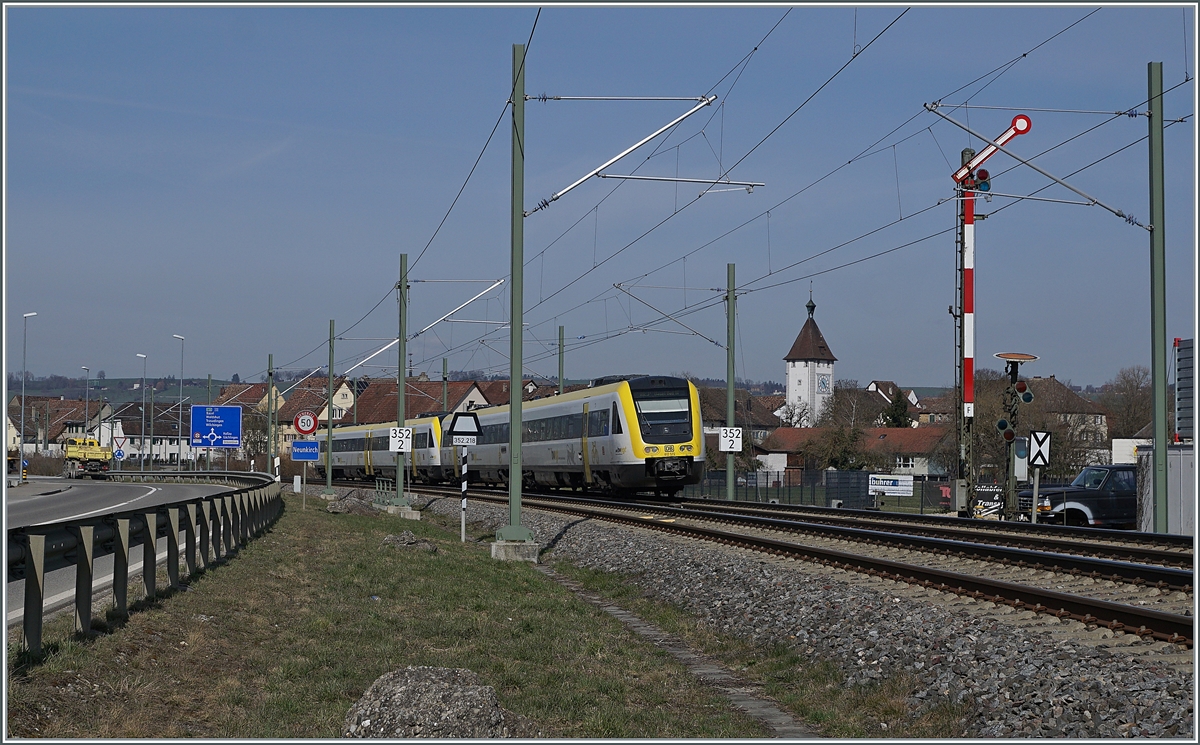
[97,370,106,380]
[1099,365,1151,438]
[882,392,911,428]
[970,368,1100,482]
[777,400,812,427]
[231,373,241,384]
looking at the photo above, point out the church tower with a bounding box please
[783,293,836,426]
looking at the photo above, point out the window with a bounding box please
[895,456,915,469]
[630,388,692,443]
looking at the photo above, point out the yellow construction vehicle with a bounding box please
[62,437,113,479]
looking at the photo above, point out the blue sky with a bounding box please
[4,4,1196,393]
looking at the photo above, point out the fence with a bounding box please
[681,470,955,514]
[7,471,283,656]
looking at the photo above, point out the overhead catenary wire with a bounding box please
[605,10,1100,298]
[409,8,541,273]
[524,11,901,317]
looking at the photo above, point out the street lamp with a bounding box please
[174,334,185,471]
[21,312,36,479]
[81,366,90,442]
[137,353,147,472]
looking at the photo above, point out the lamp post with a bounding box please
[21,312,36,479]
[137,353,147,471]
[81,366,90,442]
[173,334,185,471]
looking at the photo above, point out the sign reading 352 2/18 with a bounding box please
[190,405,242,448]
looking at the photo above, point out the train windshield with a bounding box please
[631,388,692,443]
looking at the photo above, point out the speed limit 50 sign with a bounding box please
[294,410,319,436]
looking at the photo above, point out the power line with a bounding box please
[410,8,542,273]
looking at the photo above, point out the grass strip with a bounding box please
[548,561,974,738]
[6,493,771,738]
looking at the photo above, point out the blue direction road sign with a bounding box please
[291,440,320,461]
[190,405,243,448]
[114,449,125,460]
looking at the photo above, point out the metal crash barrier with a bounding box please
[7,471,283,656]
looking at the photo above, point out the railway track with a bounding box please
[327,481,1195,645]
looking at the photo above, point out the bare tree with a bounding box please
[1099,365,1152,438]
[777,400,812,427]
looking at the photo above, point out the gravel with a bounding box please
[343,666,541,738]
[416,493,1195,739]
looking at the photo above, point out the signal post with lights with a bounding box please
[951,115,1031,517]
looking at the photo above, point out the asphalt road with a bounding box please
[6,476,229,529]
[6,476,237,628]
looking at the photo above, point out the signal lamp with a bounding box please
[976,168,991,192]
[1003,428,1016,443]
[996,418,1010,433]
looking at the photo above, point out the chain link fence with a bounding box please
[681,470,955,514]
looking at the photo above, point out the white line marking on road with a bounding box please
[41,486,161,525]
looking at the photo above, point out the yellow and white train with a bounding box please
[314,375,704,497]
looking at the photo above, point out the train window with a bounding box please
[567,413,582,439]
[372,436,389,451]
[588,409,609,437]
[631,387,692,443]
[415,431,430,450]
[611,402,623,434]
[320,440,327,453]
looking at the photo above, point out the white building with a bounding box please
[783,294,836,426]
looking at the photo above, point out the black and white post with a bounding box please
[1029,431,1051,524]
[443,411,481,543]
[460,447,468,543]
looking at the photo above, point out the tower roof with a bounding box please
[784,318,837,362]
[784,298,836,362]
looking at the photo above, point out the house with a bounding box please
[112,401,196,465]
[276,376,356,448]
[1026,375,1111,464]
[916,394,954,425]
[697,387,785,445]
[332,378,488,429]
[757,425,953,477]
[865,381,921,424]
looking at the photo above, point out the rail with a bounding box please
[7,471,284,656]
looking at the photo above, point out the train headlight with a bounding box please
[645,446,659,453]
[681,445,692,452]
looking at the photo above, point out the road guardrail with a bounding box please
[7,471,283,656]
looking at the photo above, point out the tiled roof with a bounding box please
[697,388,786,428]
[762,425,951,455]
[330,379,482,425]
[783,316,837,362]
[277,377,348,422]
[214,383,269,407]
[1027,376,1106,415]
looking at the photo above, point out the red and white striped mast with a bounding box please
[950,114,1030,514]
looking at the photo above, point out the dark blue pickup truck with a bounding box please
[1017,464,1138,529]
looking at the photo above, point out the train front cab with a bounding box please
[607,376,704,495]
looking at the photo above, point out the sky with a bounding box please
[4,3,1196,395]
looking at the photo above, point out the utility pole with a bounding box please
[207,373,212,469]
[499,42,534,543]
[558,325,565,395]
[324,320,335,495]
[442,358,449,411]
[726,263,736,502]
[267,355,274,481]
[1148,61,1169,532]
[397,254,408,506]
[148,386,154,471]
